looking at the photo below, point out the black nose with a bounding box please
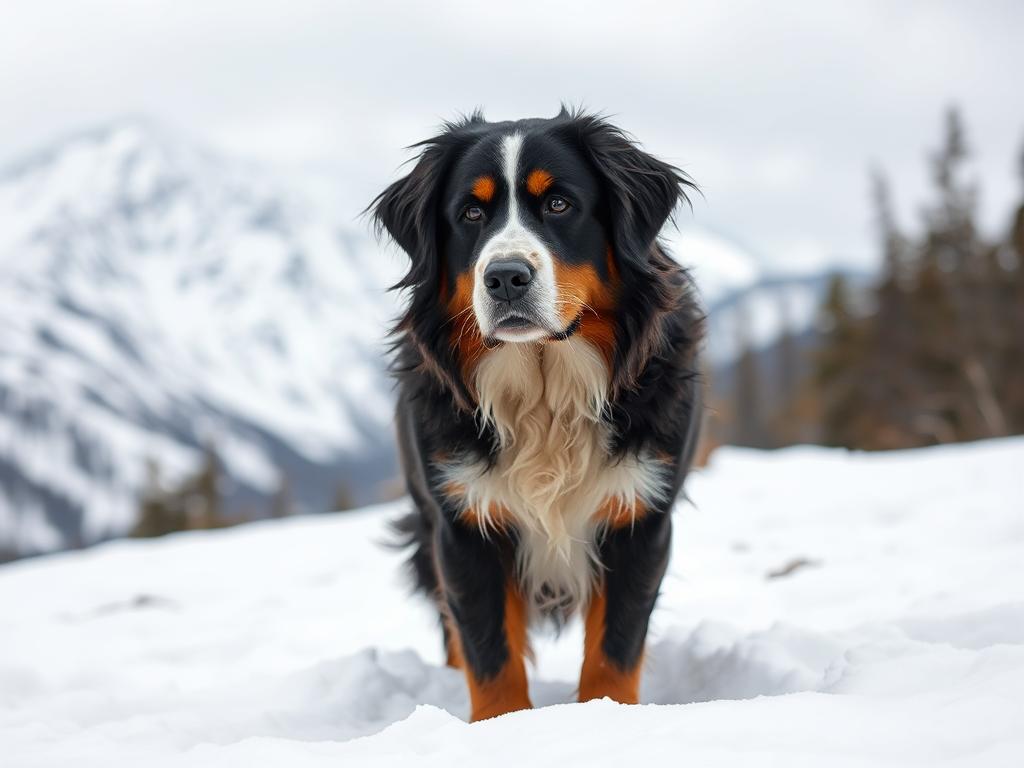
[483,259,535,302]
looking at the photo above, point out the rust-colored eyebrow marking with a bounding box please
[526,169,554,196]
[472,175,496,202]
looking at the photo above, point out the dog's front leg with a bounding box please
[579,508,671,704]
[436,518,532,721]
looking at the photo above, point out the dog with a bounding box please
[371,107,704,721]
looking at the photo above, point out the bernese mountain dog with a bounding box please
[371,107,704,722]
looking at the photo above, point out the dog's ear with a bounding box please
[564,112,696,267]
[368,118,484,409]
[560,110,700,395]
[369,142,449,292]
[369,113,485,292]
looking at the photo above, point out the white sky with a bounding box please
[3,0,1023,275]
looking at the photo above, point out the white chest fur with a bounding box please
[440,339,668,617]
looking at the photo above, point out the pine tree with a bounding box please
[132,446,228,537]
[916,108,1005,440]
[811,109,1020,450]
[814,274,869,448]
[768,292,812,446]
[132,459,181,538]
[187,445,219,529]
[861,171,919,447]
[998,138,1024,431]
[907,258,961,444]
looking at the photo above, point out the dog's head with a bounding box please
[371,108,696,402]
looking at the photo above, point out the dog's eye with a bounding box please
[463,206,484,222]
[546,196,569,214]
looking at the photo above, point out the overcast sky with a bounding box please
[3,0,1023,275]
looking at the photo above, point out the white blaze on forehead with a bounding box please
[473,131,559,340]
[500,132,524,233]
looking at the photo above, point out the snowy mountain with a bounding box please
[2,438,1022,765]
[666,227,763,305]
[664,228,871,365]
[0,120,402,558]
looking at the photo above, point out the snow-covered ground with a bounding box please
[2,438,1023,766]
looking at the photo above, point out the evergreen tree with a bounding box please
[131,445,228,537]
[907,258,961,444]
[768,292,813,446]
[917,108,1005,440]
[814,274,869,447]
[187,444,223,529]
[810,109,1021,451]
[861,171,918,447]
[132,459,182,538]
[998,139,1024,431]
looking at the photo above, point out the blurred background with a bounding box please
[2,0,1022,561]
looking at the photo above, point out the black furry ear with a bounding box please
[367,117,484,409]
[369,113,485,292]
[563,112,696,265]
[369,143,448,292]
[558,110,701,395]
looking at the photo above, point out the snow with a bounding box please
[2,438,1023,765]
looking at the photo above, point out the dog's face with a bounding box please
[439,127,608,344]
[372,109,694,393]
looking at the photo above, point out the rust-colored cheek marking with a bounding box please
[448,270,474,317]
[465,586,533,721]
[579,588,642,704]
[552,255,619,367]
[472,175,496,202]
[446,270,488,383]
[526,168,554,196]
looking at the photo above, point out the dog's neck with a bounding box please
[474,339,609,450]
[470,339,609,610]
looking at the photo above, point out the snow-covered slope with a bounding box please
[0,121,402,556]
[2,438,1022,766]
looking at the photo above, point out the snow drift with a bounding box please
[1,438,1022,765]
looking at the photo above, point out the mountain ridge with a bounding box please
[0,119,401,557]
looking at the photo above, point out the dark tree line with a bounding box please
[713,109,1024,453]
[814,109,1024,450]
[130,443,363,539]
[131,445,234,537]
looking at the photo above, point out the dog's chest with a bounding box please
[444,341,664,615]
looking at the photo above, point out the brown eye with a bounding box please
[464,206,483,222]
[546,196,569,214]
